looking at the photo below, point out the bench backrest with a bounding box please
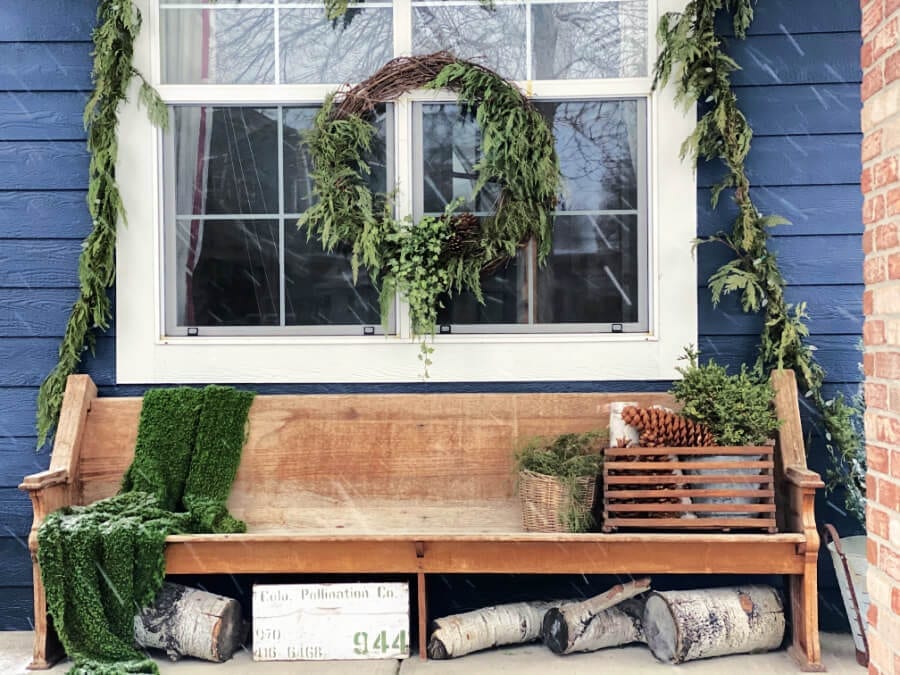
[75,391,674,518]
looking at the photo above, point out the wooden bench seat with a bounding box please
[20,371,825,671]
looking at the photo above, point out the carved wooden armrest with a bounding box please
[19,469,69,492]
[19,470,74,554]
[784,466,825,490]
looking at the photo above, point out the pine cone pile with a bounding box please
[444,212,481,257]
[621,406,716,447]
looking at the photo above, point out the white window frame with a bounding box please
[116,0,696,383]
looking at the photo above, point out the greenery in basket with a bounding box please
[516,431,607,532]
[671,347,780,446]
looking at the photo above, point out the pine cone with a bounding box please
[621,406,716,447]
[444,212,481,257]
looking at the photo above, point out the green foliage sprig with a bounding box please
[671,347,779,446]
[516,431,606,532]
[516,431,607,480]
[654,1,865,522]
[36,0,167,448]
[300,56,561,373]
[379,203,460,372]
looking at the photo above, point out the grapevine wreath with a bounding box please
[298,52,562,369]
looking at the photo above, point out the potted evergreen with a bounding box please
[515,431,605,533]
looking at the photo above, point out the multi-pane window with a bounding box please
[160,0,651,337]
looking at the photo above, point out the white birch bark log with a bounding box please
[134,582,246,662]
[609,402,640,448]
[427,600,563,659]
[643,585,785,664]
[541,577,651,654]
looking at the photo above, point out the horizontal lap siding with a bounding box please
[0,0,863,631]
[697,4,863,630]
[696,6,864,624]
[0,0,96,625]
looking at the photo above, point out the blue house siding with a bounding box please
[0,1,863,631]
[0,0,95,630]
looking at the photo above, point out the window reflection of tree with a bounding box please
[413,5,527,80]
[533,101,640,324]
[280,9,393,84]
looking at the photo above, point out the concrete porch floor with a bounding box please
[0,631,864,675]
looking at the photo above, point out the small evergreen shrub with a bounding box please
[671,348,780,446]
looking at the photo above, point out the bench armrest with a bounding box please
[19,470,74,554]
[783,466,822,556]
[785,466,825,490]
[19,469,69,492]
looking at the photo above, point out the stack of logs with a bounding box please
[127,579,784,666]
[429,579,785,664]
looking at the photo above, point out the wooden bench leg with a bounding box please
[417,572,427,660]
[28,560,65,670]
[786,565,825,672]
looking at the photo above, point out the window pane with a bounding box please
[436,252,528,325]
[532,1,647,79]
[284,230,383,326]
[173,107,279,216]
[419,98,645,330]
[161,9,275,84]
[535,99,639,211]
[536,214,639,324]
[280,9,393,84]
[413,3,526,80]
[175,219,280,327]
[421,103,500,214]
[283,106,390,215]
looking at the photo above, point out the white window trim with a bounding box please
[116,0,696,383]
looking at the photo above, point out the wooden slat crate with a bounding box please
[602,445,777,533]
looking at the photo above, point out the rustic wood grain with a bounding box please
[77,391,674,506]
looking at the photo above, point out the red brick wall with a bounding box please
[863,2,900,673]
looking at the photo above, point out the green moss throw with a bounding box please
[38,386,254,674]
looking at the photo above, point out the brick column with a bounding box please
[862,2,900,673]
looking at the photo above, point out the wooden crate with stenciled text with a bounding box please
[252,583,410,661]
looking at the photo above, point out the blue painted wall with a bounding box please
[0,0,863,631]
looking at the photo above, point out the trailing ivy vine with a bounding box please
[654,0,866,523]
[35,0,167,448]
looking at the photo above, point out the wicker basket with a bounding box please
[518,470,598,533]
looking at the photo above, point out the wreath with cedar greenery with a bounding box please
[298,52,561,369]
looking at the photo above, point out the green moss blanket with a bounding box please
[38,385,254,674]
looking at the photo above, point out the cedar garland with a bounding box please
[35,0,167,448]
[654,1,866,523]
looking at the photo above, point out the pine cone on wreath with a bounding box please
[621,406,716,447]
[444,212,481,257]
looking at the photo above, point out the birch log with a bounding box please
[428,600,563,659]
[134,583,246,662]
[541,577,651,654]
[643,586,785,664]
[609,402,640,448]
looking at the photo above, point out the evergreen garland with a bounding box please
[654,1,866,523]
[35,0,167,448]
